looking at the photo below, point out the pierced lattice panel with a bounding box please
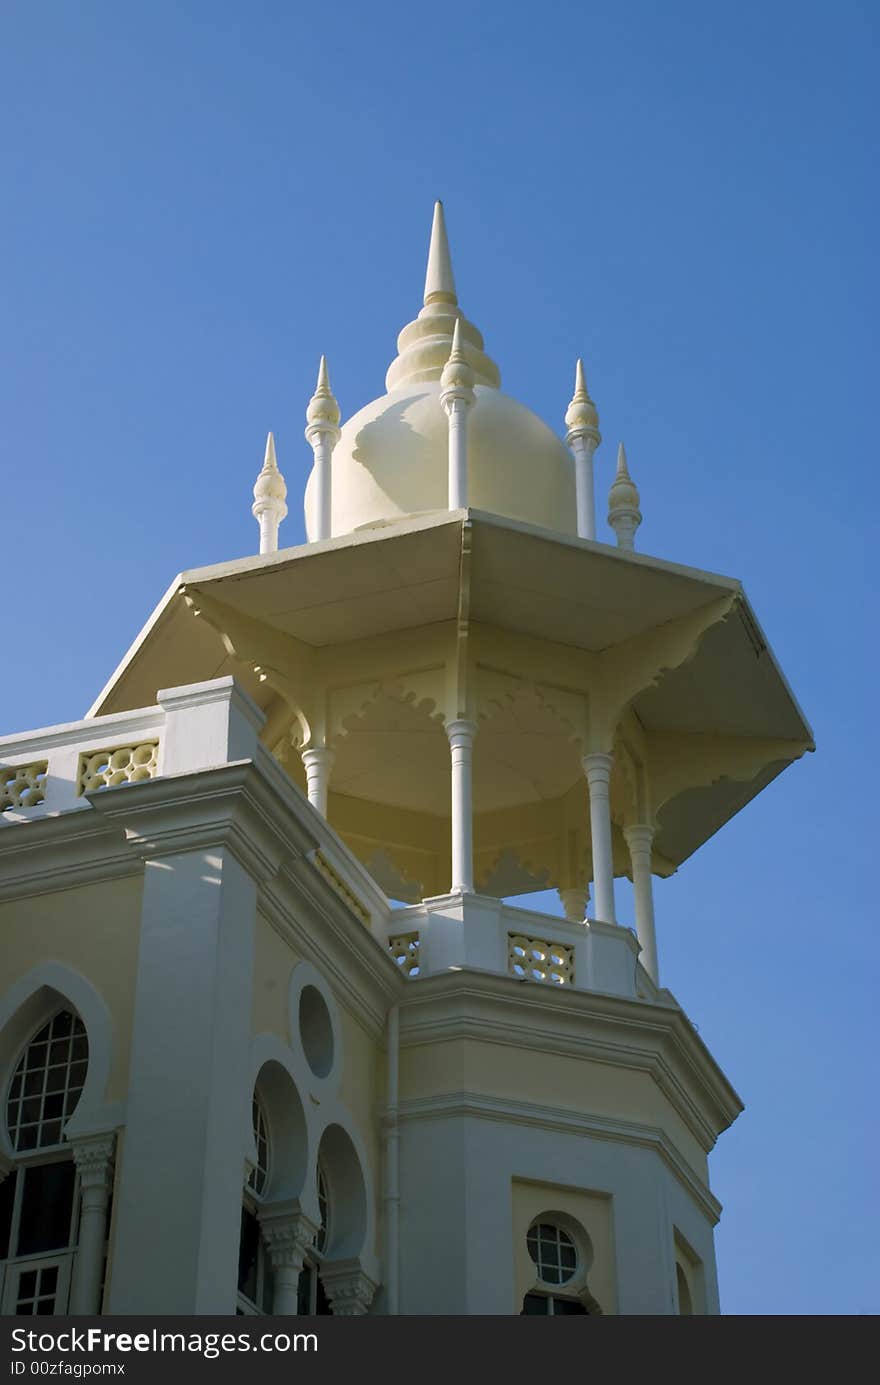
[77,742,158,795]
[508,934,574,986]
[388,932,420,977]
[1,762,48,811]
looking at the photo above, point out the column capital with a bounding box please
[70,1131,116,1193]
[257,1201,319,1272]
[321,1258,378,1316]
[301,746,336,771]
[583,750,614,782]
[445,717,477,746]
[623,822,655,854]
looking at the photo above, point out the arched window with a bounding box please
[0,1009,88,1315]
[237,1095,274,1314]
[520,1217,597,1315]
[676,1261,693,1315]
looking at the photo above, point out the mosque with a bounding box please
[0,204,812,1315]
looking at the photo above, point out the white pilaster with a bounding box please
[583,752,617,924]
[440,318,476,510]
[624,823,659,984]
[565,359,601,541]
[258,1204,319,1315]
[305,356,341,542]
[107,846,259,1313]
[69,1133,115,1315]
[446,718,476,894]
[301,746,335,818]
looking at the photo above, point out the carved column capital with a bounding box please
[321,1258,378,1316]
[70,1132,116,1196]
[257,1201,319,1273]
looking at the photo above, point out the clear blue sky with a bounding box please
[2,2,876,1314]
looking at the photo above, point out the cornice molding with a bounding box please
[397,971,742,1151]
[398,1089,723,1224]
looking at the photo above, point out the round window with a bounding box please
[527,1222,578,1285]
[298,985,335,1079]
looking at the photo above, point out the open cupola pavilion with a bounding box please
[91,201,812,986]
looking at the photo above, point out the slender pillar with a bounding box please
[69,1133,115,1315]
[446,718,476,894]
[583,752,616,924]
[259,1205,318,1315]
[624,824,659,984]
[301,746,335,818]
[440,318,476,510]
[384,1004,400,1314]
[608,442,642,552]
[305,356,341,542]
[565,359,601,541]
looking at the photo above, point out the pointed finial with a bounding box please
[424,201,457,307]
[565,358,600,436]
[306,355,341,432]
[440,316,475,396]
[252,431,288,554]
[608,441,642,552]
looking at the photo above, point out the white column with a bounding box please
[259,1205,318,1315]
[571,434,598,541]
[446,718,476,894]
[69,1134,115,1315]
[583,752,616,924]
[447,399,469,509]
[624,824,659,984]
[301,746,335,818]
[310,435,334,541]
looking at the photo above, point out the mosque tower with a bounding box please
[0,205,812,1316]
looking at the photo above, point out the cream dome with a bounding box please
[303,202,578,542]
[305,382,576,538]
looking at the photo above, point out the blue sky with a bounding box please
[2,2,877,1314]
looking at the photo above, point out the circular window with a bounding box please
[298,985,334,1079]
[527,1222,578,1285]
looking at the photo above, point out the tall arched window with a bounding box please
[0,1010,88,1314]
[237,1094,274,1314]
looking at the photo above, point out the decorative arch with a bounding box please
[315,1122,368,1261]
[0,962,118,1156]
[245,1036,314,1216]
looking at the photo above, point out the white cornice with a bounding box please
[399,1089,723,1224]
[397,971,742,1151]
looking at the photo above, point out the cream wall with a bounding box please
[400,1038,709,1182]
[512,1177,616,1313]
[0,875,143,1103]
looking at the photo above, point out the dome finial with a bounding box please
[252,431,288,554]
[608,441,642,552]
[440,319,476,511]
[305,355,342,542]
[424,201,457,307]
[565,358,601,541]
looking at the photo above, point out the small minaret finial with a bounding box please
[565,359,601,541]
[252,432,288,555]
[305,355,341,542]
[424,200,457,307]
[608,442,642,552]
[440,317,476,510]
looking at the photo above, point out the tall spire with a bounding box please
[385,202,500,392]
[441,318,477,510]
[423,201,457,306]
